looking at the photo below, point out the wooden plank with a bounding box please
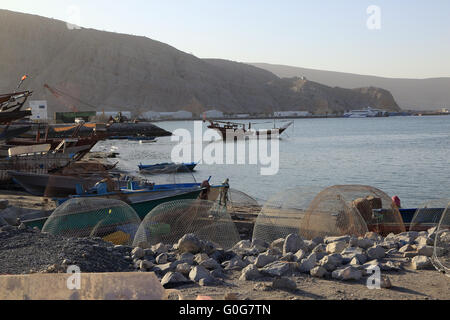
[8,144,51,157]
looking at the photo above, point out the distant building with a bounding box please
[140,111,161,120]
[274,111,312,117]
[29,100,48,121]
[440,108,449,113]
[204,110,224,118]
[235,114,251,118]
[159,110,193,119]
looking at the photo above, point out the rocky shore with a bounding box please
[0,222,448,300]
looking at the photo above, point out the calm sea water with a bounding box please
[93,116,450,208]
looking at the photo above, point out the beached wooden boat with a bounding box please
[9,171,103,197]
[138,162,197,174]
[22,182,227,230]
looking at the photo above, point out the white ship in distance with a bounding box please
[343,107,388,118]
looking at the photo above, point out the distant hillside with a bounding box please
[251,63,450,111]
[0,10,400,116]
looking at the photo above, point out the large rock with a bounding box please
[319,255,341,272]
[357,238,375,249]
[367,245,386,260]
[189,266,214,282]
[222,256,248,271]
[260,261,290,277]
[417,245,434,257]
[155,253,168,264]
[326,241,347,254]
[332,266,362,281]
[161,272,190,288]
[175,263,192,276]
[270,238,285,251]
[254,254,277,268]
[239,264,262,281]
[310,266,328,278]
[178,234,202,254]
[411,256,432,270]
[283,234,304,255]
[298,253,317,273]
[199,258,221,270]
[272,277,297,291]
[131,247,145,260]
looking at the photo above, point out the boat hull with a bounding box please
[23,188,203,230]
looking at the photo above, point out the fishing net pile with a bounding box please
[432,203,450,276]
[252,187,323,244]
[132,199,240,250]
[42,198,141,246]
[410,199,448,232]
[335,185,404,235]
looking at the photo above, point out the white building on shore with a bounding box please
[204,109,224,118]
[29,100,48,121]
[274,111,312,117]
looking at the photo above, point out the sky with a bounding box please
[1,0,449,79]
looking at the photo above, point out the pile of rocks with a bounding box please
[0,225,135,274]
[129,229,446,289]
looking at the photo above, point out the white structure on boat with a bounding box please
[343,107,387,118]
[274,111,312,117]
[29,100,48,121]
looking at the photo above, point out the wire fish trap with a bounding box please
[132,199,240,250]
[252,187,323,244]
[309,185,406,236]
[42,198,141,245]
[410,199,449,232]
[227,188,262,216]
[432,203,450,276]
[300,187,369,239]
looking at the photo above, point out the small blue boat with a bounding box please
[138,162,198,174]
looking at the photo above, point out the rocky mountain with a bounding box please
[251,63,450,111]
[0,10,400,116]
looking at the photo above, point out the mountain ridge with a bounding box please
[0,9,400,116]
[250,63,450,111]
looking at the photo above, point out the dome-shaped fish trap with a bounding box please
[306,185,405,236]
[133,199,240,250]
[42,198,141,245]
[410,199,449,232]
[432,203,450,276]
[252,187,323,244]
[227,189,261,216]
[300,186,369,239]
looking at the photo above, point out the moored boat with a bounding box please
[138,162,197,173]
[207,120,293,141]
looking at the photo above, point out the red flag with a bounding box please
[21,75,27,81]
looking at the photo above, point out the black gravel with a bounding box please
[0,229,135,275]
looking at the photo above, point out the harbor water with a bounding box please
[93,116,450,208]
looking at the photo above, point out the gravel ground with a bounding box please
[0,228,134,274]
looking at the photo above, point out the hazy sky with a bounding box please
[1,0,449,79]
